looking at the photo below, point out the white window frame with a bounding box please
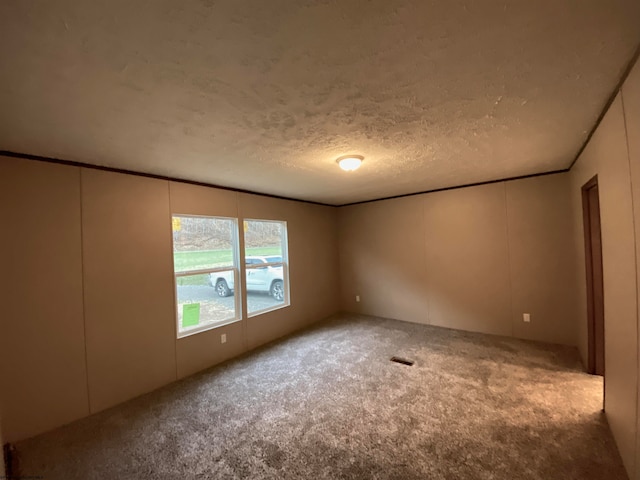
[171,214,242,339]
[244,219,290,318]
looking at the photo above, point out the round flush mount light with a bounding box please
[336,155,364,171]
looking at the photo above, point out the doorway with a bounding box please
[581,175,604,377]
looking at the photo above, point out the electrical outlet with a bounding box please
[356,295,360,302]
[221,334,227,344]
[523,313,531,323]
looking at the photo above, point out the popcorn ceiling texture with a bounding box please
[0,1,639,204]
[13,314,624,479]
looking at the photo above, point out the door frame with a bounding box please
[581,174,605,377]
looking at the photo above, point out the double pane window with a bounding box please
[171,215,290,337]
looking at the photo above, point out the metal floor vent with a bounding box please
[390,356,414,366]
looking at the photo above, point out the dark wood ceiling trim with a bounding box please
[0,150,569,208]
[567,43,640,171]
[338,168,569,207]
[0,150,335,208]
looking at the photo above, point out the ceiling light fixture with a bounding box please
[337,155,364,172]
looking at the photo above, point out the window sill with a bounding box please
[248,301,291,319]
[177,317,241,339]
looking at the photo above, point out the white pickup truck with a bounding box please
[210,255,285,301]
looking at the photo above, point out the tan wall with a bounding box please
[0,157,340,442]
[0,159,90,443]
[338,195,428,324]
[424,183,513,336]
[621,59,640,480]
[82,170,178,413]
[506,174,579,345]
[339,173,579,344]
[569,92,638,477]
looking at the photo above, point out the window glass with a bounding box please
[244,220,283,258]
[243,220,289,316]
[173,216,234,272]
[172,215,240,337]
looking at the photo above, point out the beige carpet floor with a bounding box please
[13,314,626,479]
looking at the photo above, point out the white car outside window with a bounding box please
[210,256,285,301]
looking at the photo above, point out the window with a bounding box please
[172,215,240,337]
[244,219,290,316]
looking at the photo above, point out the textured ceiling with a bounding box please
[1,1,639,205]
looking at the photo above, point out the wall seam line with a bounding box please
[620,88,640,477]
[168,182,179,381]
[334,209,343,316]
[503,182,515,338]
[421,195,429,325]
[78,168,92,414]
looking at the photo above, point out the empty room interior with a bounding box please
[2,1,640,479]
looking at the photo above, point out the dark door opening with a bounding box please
[582,175,604,377]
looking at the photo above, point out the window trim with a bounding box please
[171,214,242,339]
